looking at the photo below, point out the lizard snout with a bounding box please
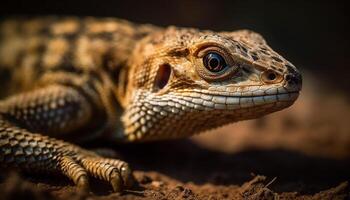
[286,73,302,88]
[284,68,302,92]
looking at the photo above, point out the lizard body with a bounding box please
[0,17,302,192]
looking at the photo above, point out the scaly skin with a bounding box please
[0,17,302,193]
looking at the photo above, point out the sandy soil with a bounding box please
[0,72,349,200]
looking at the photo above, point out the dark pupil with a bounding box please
[204,52,226,72]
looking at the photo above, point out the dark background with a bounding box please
[0,1,349,198]
[1,0,347,91]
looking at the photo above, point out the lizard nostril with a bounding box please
[286,73,302,86]
[261,70,282,84]
[154,64,172,91]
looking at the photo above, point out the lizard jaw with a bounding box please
[121,88,300,142]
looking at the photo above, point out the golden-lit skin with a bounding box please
[122,27,302,141]
[0,17,302,192]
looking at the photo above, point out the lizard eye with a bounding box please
[195,46,238,82]
[203,52,227,72]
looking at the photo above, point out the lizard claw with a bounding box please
[76,175,90,192]
[59,151,133,193]
[120,163,135,188]
[109,169,124,193]
[79,157,133,193]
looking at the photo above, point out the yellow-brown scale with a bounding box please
[0,17,302,193]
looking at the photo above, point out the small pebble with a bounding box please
[175,185,184,191]
[182,188,193,198]
[151,181,164,188]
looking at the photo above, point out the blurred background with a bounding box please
[0,0,349,198]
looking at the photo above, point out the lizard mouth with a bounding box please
[206,91,300,109]
[160,90,300,114]
[169,87,300,110]
[238,91,299,105]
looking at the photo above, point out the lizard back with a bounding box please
[0,17,157,97]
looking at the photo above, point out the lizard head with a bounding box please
[121,27,302,141]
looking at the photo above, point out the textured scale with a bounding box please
[0,17,302,193]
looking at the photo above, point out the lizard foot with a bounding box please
[59,152,134,193]
[0,120,134,193]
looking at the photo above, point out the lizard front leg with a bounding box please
[0,84,133,192]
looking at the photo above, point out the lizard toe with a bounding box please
[99,158,135,188]
[110,168,124,193]
[76,174,90,192]
[59,156,90,191]
[80,157,124,193]
[119,163,135,188]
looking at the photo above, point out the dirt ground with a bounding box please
[0,71,349,200]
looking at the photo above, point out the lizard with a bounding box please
[0,16,302,193]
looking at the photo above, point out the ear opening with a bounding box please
[154,63,172,91]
